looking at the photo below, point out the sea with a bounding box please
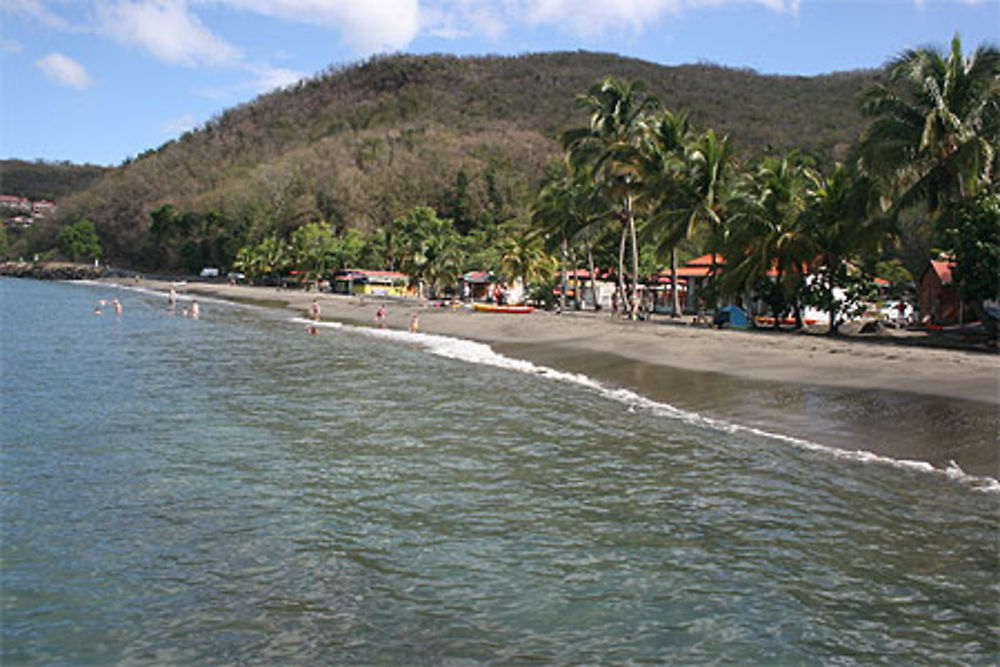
[2,277,998,664]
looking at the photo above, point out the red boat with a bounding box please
[473,303,534,314]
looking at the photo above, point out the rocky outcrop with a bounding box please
[0,262,107,280]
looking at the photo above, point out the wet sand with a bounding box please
[124,279,1000,477]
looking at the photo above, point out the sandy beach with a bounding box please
[134,278,999,406]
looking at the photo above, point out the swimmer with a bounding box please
[307,325,319,335]
[93,307,102,315]
[190,300,200,319]
[112,299,122,315]
[97,299,107,307]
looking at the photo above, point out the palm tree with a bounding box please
[857,34,1000,216]
[563,77,659,319]
[801,165,895,333]
[532,167,611,311]
[723,153,816,327]
[639,108,694,316]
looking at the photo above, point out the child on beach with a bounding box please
[310,299,321,321]
[376,305,387,327]
[409,314,419,333]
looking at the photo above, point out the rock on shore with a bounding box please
[0,262,107,281]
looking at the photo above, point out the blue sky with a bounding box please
[2,1,998,167]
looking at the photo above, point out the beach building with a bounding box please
[332,269,410,297]
[558,269,616,310]
[918,259,963,325]
[460,271,494,301]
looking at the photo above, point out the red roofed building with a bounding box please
[918,259,963,324]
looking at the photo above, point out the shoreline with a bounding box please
[93,277,1000,479]
[135,278,998,406]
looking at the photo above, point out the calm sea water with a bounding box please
[2,278,998,664]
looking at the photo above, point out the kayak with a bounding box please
[473,303,534,314]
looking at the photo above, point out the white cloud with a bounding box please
[1,39,24,53]
[493,0,800,38]
[36,52,93,89]
[2,0,71,29]
[162,112,199,134]
[217,0,421,54]
[98,0,242,66]
[250,64,306,92]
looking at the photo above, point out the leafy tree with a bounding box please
[58,219,102,262]
[936,192,1000,340]
[800,165,894,333]
[392,206,461,298]
[723,152,816,326]
[0,226,10,260]
[289,222,338,288]
[857,34,1000,216]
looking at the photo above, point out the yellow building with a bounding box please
[332,269,410,297]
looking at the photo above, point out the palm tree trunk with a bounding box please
[617,223,627,318]
[587,244,599,311]
[626,194,640,320]
[670,247,679,317]
[559,237,568,313]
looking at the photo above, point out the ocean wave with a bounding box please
[328,320,1000,495]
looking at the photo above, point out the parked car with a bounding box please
[199,267,220,278]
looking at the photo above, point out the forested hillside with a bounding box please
[1,160,109,201]
[39,51,877,269]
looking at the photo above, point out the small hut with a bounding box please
[918,259,963,324]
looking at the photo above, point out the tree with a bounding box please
[289,222,337,288]
[722,152,816,326]
[563,76,659,319]
[58,220,102,262]
[800,165,895,333]
[639,108,695,316]
[857,34,1000,216]
[936,192,1000,341]
[393,206,461,298]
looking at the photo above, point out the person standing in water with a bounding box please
[112,299,122,316]
[310,299,321,321]
[190,300,200,320]
[168,286,177,308]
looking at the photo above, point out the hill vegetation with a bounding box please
[23,51,877,269]
[1,159,109,201]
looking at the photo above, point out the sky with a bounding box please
[2,1,998,167]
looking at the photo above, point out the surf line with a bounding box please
[315,318,1000,495]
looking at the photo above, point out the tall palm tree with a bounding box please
[563,77,659,319]
[857,34,1000,216]
[639,108,694,316]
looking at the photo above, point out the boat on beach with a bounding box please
[473,303,534,314]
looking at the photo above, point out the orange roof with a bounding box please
[929,259,955,285]
[684,253,726,267]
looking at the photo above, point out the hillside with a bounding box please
[1,159,110,201]
[45,51,878,269]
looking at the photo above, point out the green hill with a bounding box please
[44,51,878,269]
[1,159,109,201]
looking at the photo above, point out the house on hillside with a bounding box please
[918,259,964,325]
[332,269,410,297]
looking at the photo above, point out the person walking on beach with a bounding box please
[376,304,386,328]
[310,299,321,321]
[409,314,420,333]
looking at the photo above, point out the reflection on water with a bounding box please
[2,279,998,664]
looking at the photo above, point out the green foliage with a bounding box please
[57,220,102,262]
[937,192,1000,308]
[0,226,10,260]
[0,159,109,201]
[391,206,461,297]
